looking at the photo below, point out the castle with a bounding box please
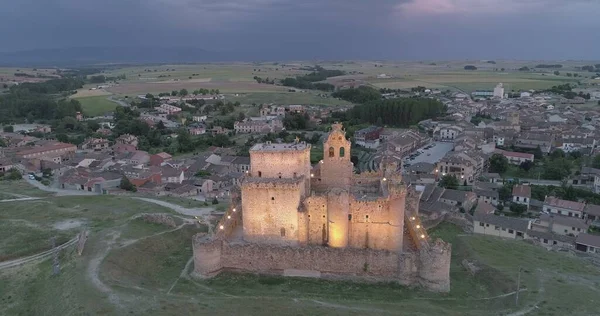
[193,123,451,292]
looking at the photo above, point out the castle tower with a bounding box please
[381,158,405,252]
[241,140,312,245]
[320,123,353,188]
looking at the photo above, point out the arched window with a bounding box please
[339,147,345,157]
[328,147,335,158]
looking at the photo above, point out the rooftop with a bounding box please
[512,185,532,198]
[250,142,310,152]
[544,196,585,212]
[576,233,600,248]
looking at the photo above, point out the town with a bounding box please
[3,61,600,315]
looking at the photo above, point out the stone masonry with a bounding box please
[193,123,451,292]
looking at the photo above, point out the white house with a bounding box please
[512,185,531,208]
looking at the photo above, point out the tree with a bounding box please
[489,154,509,174]
[179,89,188,96]
[439,174,459,189]
[119,176,137,192]
[156,120,166,130]
[464,65,477,70]
[212,197,219,204]
[171,90,178,96]
[500,68,505,71]
[550,149,565,159]
[534,145,544,160]
[237,112,246,121]
[519,160,534,172]
[145,93,155,100]
[3,168,22,180]
[3,125,14,132]
[176,128,193,153]
[554,71,560,75]
[499,182,514,201]
[509,203,527,215]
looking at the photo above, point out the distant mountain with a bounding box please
[0,46,240,67]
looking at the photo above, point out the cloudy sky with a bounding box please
[1,0,599,60]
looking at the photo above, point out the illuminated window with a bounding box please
[329,147,335,158]
[339,147,345,157]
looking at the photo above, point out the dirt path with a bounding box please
[133,197,214,217]
[87,230,123,306]
[0,197,42,203]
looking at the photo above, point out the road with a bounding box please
[23,176,96,196]
[107,96,130,107]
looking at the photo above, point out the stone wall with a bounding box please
[241,180,305,245]
[192,237,451,292]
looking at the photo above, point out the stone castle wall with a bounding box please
[192,237,451,292]
[241,179,305,245]
[249,148,311,180]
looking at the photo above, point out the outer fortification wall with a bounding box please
[193,237,451,292]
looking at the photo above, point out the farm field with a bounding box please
[74,96,118,116]
[2,179,600,316]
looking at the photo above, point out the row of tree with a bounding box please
[281,66,343,91]
[347,98,446,127]
[332,86,381,103]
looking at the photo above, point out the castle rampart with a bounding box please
[192,123,451,292]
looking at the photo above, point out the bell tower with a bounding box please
[320,123,353,188]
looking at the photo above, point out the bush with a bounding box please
[212,197,219,205]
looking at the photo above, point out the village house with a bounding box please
[495,149,534,165]
[514,132,553,153]
[161,166,184,184]
[580,167,600,194]
[0,158,15,173]
[149,152,172,166]
[234,119,283,134]
[156,103,182,115]
[512,184,532,208]
[115,134,139,148]
[439,126,463,141]
[473,188,499,206]
[260,105,286,117]
[437,151,485,185]
[118,151,150,165]
[531,213,589,237]
[473,214,531,239]
[16,142,77,163]
[575,234,600,253]
[354,126,384,148]
[80,138,110,152]
[188,124,207,135]
[584,204,600,222]
[543,196,586,218]
[192,115,207,122]
[439,189,477,210]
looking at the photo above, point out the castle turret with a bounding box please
[320,123,353,188]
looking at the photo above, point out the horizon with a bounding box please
[1,0,600,61]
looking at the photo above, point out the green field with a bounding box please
[74,96,118,116]
[3,189,600,316]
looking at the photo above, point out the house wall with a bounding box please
[544,205,583,218]
[513,196,530,206]
[551,222,586,236]
[473,220,527,239]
